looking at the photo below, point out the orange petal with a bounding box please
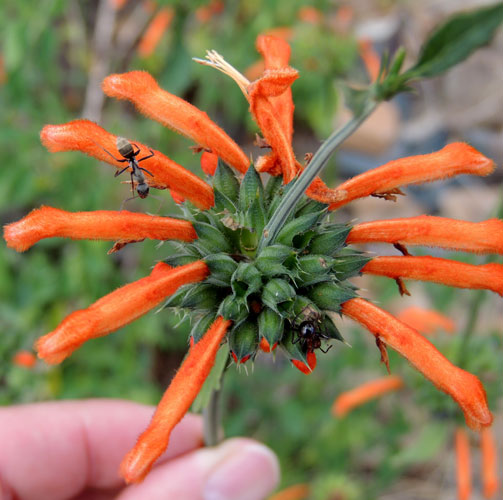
[4,207,196,252]
[291,351,317,375]
[137,8,174,58]
[13,350,37,369]
[480,427,499,498]
[456,427,472,500]
[40,120,214,209]
[200,151,218,176]
[102,72,249,173]
[348,216,503,255]
[332,375,404,417]
[36,261,209,364]
[329,143,495,210]
[269,483,310,500]
[298,6,322,24]
[341,298,493,430]
[358,38,380,83]
[361,256,503,296]
[120,316,231,483]
[259,337,277,352]
[395,306,455,336]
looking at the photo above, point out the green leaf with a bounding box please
[264,175,283,203]
[333,253,372,280]
[307,282,356,312]
[213,188,236,213]
[239,164,263,212]
[213,160,240,202]
[309,225,351,255]
[406,3,503,78]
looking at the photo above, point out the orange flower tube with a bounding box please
[456,428,472,500]
[348,216,503,255]
[332,375,404,417]
[341,298,493,430]
[4,207,196,252]
[200,151,218,176]
[480,427,499,498]
[361,256,503,296]
[40,120,214,210]
[395,306,455,335]
[120,316,231,483]
[269,483,310,500]
[329,143,495,210]
[358,39,380,83]
[36,261,209,364]
[102,71,250,173]
[137,7,174,58]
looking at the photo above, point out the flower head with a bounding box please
[3,32,500,483]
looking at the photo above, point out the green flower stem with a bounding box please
[203,375,225,447]
[258,99,378,252]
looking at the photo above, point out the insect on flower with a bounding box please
[292,307,332,354]
[101,136,155,198]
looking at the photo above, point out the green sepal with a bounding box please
[213,159,240,202]
[204,253,238,287]
[240,196,266,235]
[280,328,309,365]
[333,253,372,280]
[258,307,284,348]
[178,283,222,310]
[267,179,295,218]
[190,312,217,344]
[162,284,192,309]
[261,278,296,314]
[297,254,334,275]
[295,198,328,217]
[292,295,321,318]
[193,221,232,254]
[238,164,263,212]
[307,282,356,312]
[218,295,248,322]
[213,188,236,213]
[255,244,296,277]
[264,175,283,203]
[231,262,262,299]
[163,254,199,267]
[229,320,259,363]
[321,314,345,343]
[308,225,351,255]
[276,211,325,246]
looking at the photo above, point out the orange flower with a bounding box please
[200,150,218,176]
[341,298,492,430]
[121,316,231,482]
[41,120,214,209]
[102,71,250,173]
[480,427,499,498]
[456,428,472,500]
[137,7,174,58]
[348,216,503,255]
[12,350,37,369]
[4,207,196,252]
[361,256,503,296]
[269,483,310,500]
[298,6,322,25]
[332,375,404,417]
[36,261,208,364]
[395,306,455,335]
[328,143,495,210]
[291,351,317,375]
[358,38,380,83]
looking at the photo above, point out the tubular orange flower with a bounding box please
[480,427,499,498]
[12,350,37,369]
[361,256,503,296]
[200,150,218,176]
[36,261,209,364]
[102,71,250,174]
[456,428,472,500]
[269,483,310,500]
[137,7,174,58]
[329,143,495,210]
[40,120,214,210]
[4,207,196,252]
[348,216,503,254]
[120,316,231,483]
[332,375,404,417]
[341,298,493,430]
[358,38,380,83]
[395,306,456,335]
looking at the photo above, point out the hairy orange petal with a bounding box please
[269,483,310,500]
[40,120,214,209]
[341,298,493,430]
[36,261,209,364]
[358,38,380,83]
[137,7,174,58]
[120,316,231,483]
[348,216,503,255]
[13,350,37,369]
[361,256,503,296]
[4,207,196,252]
[481,427,499,498]
[329,143,495,210]
[332,375,404,417]
[200,151,218,176]
[291,351,317,375]
[102,71,249,173]
[396,306,455,336]
[456,428,472,500]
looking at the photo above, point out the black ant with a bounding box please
[101,137,155,199]
[292,307,332,354]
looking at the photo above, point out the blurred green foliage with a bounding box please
[1,2,501,499]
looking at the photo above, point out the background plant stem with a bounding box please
[203,375,225,446]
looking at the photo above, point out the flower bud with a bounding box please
[230,321,259,363]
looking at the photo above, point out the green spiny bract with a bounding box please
[164,161,370,366]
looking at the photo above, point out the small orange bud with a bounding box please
[13,350,37,369]
[200,151,218,176]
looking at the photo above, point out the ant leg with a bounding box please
[137,166,154,177]
[114,165,131,178]
[320,345,332,354]
[138,149,155,163]
[292,336,300,345]
[129,172,136,196]
[131,144,141,156]
[101,146,128,163]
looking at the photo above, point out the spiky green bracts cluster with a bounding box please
[164,163,370,367]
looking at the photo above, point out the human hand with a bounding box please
[0,400,279,500]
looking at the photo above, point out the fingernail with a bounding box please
[203,439,279,500]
